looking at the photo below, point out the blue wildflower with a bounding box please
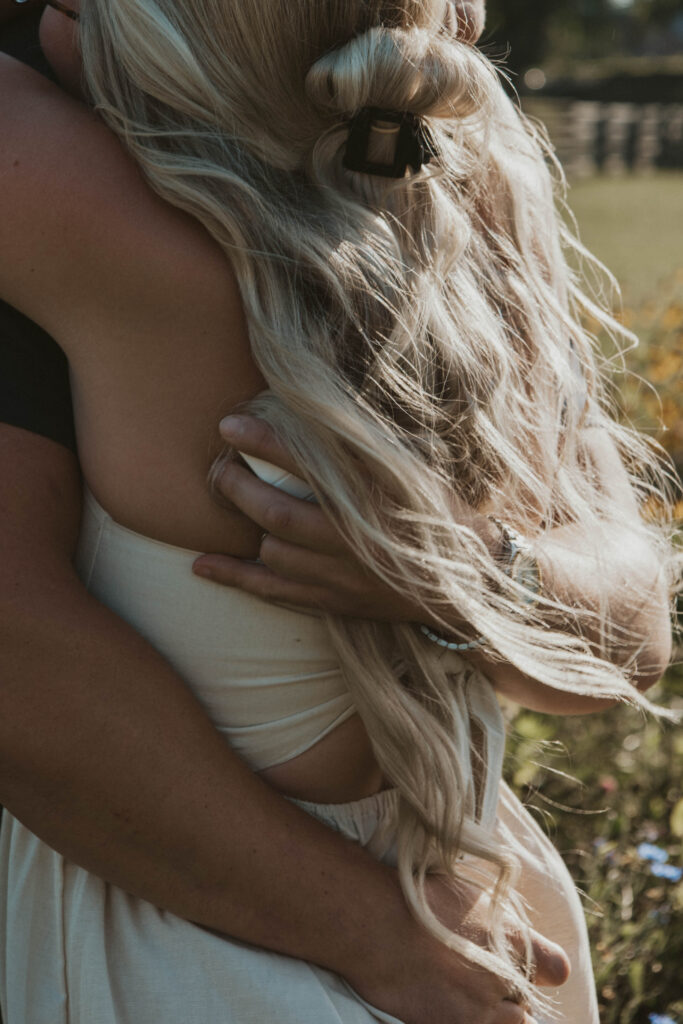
[650,863,683,882]
[637,842,669,864]
[648,1014,677,1024]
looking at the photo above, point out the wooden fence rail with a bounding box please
[524,98,683,176]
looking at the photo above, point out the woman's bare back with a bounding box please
[0,55,382,802]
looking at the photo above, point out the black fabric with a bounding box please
[0,301,77,451]
[0,10,76,451]
[1,7,57,79]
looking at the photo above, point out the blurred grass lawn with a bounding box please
[567,172,683,303]
[567,172,682,470]
[504,171,682,1023]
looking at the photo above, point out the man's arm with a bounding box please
[0,17,409,980]
[0,425,569,1024]
[0,424,405,975]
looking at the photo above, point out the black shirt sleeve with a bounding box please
[0,11,76,451]
[0,6,57,78]
[0,301,77,451]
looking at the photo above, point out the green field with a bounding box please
[567,172,683,303]
[566,172,683,473]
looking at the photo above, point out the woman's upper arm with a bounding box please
[577,425,674,688]
[2,56,106,314]
[577,424,642,520]
[0,54,197,334]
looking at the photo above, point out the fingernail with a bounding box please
[193,562,214,580]
[219,415,247,439]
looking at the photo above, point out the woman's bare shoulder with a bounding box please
[0,53,227,339]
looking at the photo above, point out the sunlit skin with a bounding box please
[1,4,671,1018]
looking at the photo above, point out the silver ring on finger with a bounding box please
[257,531,269,564]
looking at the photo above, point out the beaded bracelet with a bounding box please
[419,623,486,652]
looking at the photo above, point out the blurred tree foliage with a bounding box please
[484,0,682,74]
[632,0,683,25]
[484,0,614,73]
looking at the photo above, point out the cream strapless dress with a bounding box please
[0,488,598,1023]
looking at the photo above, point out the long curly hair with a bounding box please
[79,0,680,1010]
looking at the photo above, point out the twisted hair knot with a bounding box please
[305,25,495,123]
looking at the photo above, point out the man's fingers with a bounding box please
[259,534,356,589]
[528,930,571,988]
[192,553,334,609]
[498,1008,535,1024]
[216,460,344,553]
[505,920,570,989]
[219,415,302,479]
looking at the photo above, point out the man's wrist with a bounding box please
[333,865,428,996]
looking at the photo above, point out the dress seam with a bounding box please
[59,854,70,1023]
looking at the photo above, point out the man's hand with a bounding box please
[193,414,430,619]
[193,414,499,620]
[196,414,673,715]
[352,873,570,1024]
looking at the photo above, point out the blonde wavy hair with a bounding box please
[79,0,680,1010]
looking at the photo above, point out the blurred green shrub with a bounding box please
[611,272,683,485]
[505,663,683,1022]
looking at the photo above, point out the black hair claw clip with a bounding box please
[343,108,437,178]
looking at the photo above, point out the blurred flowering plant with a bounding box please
[615,271,683,491]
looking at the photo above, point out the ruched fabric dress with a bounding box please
[0,486,599,1023]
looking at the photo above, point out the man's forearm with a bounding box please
[0,428,409,988]
[1,582,409,973]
